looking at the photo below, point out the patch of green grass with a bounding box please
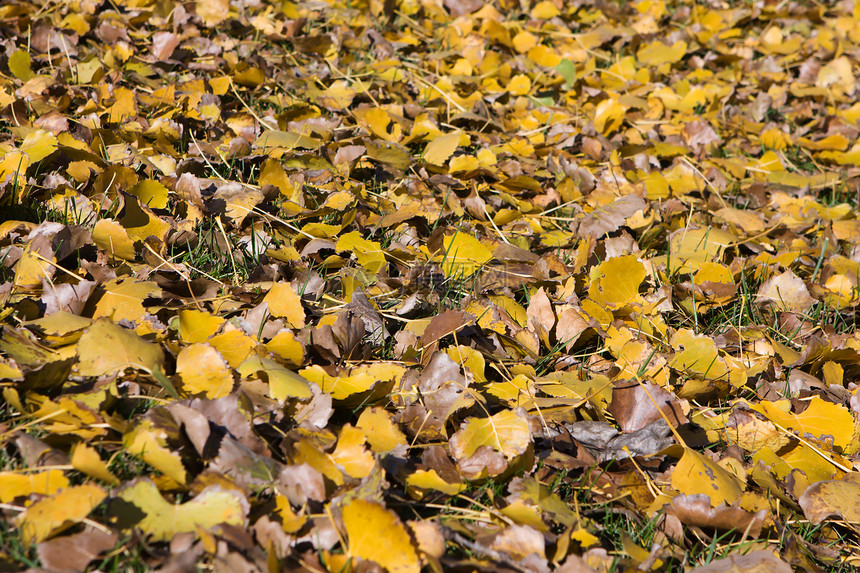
[0,520,39,570]
[167,219,259,283]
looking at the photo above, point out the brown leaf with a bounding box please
[443,0,484,17]
[799,479,860,525]
[419,310,473,351]
[666,494,768,538]
[151,31,180,61]
[399,351,473,439]
[686,550,791,573]
[757,270,816,314]
[577,194,646,240]
[607,380,686,433]
[526,287,555,346]
[36,527,118,573]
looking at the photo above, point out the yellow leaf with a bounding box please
[816,56,854,96]
[588,254,645,310]
[274,494,307,533]
[344,500,420,573]
[821,361,844,386]
[318,79,355,110]
[446,344,486,383]
[323,190,354,210]
[255,130,323,151]
[92,219,136,261]
[423,131,462,166]
[71,443,120,485]
[513,31,538,53]
[439,232,493,278]
[238,355,312,401]
[670,329,746,387]
[666,227,735,272]
[20,130,58,163]
[300,362,405,401]
[356,407,408,454]
[449,155,480,172]
[671,448,743,506]
[716,409,789,454]
[361,108,401,142]
[593,98,626,135]
[177,309,224,344]
[77,319,165,377]
[330,425,375,479]
[115,479,247,541]
[752,444,838,483]
[291,439,343,485]
[488,295,527,327]
[258,158,293,196]
[0,470,69,503]
[108,87,137,123]
[124,420,187,485]
[13,241,54,289]
[128,179,169,209]
[449,409,531,461]
[177,343,234,399]
[196,0,230,27]
[571,528,600,548]
[507,74,531,96]
[636,40,687,66]
[265,329,304,366]
[8,49,34,81]
[406,470,467,498]
[485,374,534,406]
[750,397,856,452]
[263,281,305,328]
[207,329,256,368]
[760,128,791,150]
[0,151,30,194]
[336,231,386,273]
[527,45,561,67]
[17,484,106,544]
[530,0,559,19]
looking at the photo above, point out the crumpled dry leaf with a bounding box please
[399,351,474,439]
[686,550,792,573]
[665,494,768,537]
[757,270,816,314]
[799,478,860,525]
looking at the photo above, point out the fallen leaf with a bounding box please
[450,409,531,465]
[36,527,118,573]
[799,478,860,524]
[76,319,165,377]
[112,479,248,541]
[176,343,235,399]
[18,484,106,544]
[671,448,744,507]
[343,499,420,573]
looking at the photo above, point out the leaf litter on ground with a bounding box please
[2,0,860,571]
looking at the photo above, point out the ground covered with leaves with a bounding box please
[3,0,860,571]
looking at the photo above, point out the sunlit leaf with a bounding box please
[77,319,164,377]
[670,448,744,507]
[344,500,420,573]
[114,479,247,541]
[18,484,106,544]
